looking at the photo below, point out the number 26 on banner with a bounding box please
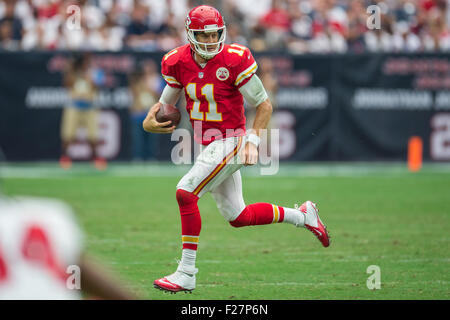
[430,113,450,160]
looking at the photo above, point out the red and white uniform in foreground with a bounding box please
[0,197,83,299]
[153,5,330,294]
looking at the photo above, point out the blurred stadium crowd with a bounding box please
[0,0,449,53]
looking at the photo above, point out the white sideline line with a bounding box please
[283,251,348,256]
[259,280,450,287]
[107,257,450,266]
[397,258,450,263]
[197,256,450,264]
[200,280,450,288]
[284,258,450,263]
[2,162,450,179]
[258,282,361,287]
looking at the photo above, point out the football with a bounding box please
[156,104,181,128]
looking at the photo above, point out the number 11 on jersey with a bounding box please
[186,83,222,122]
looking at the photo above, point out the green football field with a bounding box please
[2,162,449,300]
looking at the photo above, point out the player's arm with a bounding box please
[143,47,183,134]
[239,75,273,166]
[142,102,175,133]
[142,85,182,133]
[250,98,273,136]
[79,253,137,300]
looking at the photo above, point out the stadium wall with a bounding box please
[0,51,449,162]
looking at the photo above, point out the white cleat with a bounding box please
[296,201,330,247]
[154,265,197,293]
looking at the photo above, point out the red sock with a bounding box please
[176,189,201,250]
[230,203,285,227]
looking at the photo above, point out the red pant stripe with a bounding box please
[192,137,243,196]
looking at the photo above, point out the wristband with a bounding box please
[247,133,261,147]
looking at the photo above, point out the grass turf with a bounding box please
[2,164,449,300]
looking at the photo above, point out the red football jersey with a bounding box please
[161,43,258,145]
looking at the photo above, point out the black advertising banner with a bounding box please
[254,53,332,161]
[333,53,450,161]
[0,51,449,162]
[257,52,450,162]
[0,51,169,161]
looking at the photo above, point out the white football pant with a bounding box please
[176,135,247,222]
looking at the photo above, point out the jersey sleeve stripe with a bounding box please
[163,49,178,61]
[234,62,258,86]
[162,74,182,86]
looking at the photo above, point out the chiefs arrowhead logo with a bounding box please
[216,67,229,81]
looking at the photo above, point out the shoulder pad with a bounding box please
[223,44,252,68]
[162,45,189,67]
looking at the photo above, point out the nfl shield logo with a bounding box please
[198,72,204,79]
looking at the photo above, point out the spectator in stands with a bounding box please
[226,0,272,31]
[2,0,450,53]
[85,10,125,51]
[345,0,367,53]
[309,0,348,52]
[428,4,450,51]
[0,0,23,50]
[124,2,157,50]
[60,53,107,170]
[0,19,18,50]
[227,23,248,46]
[286,0,313,53]
[257,0,291,50]
[36,0,61,20]
[155,11,184,52]
[128,60,164,162]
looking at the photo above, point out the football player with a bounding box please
[0,150,136,299]
[0,196,138,300]
[143,5,330,293]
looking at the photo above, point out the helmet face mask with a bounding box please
[185,5,227,60]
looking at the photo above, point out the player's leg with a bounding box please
[210,159,330,247]
[210,170,246,222]
[153,187,200,293]
[154,136,244,293]
[176,138,243,266]
[229,200,330,248]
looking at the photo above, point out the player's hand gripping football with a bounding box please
[142,102,176,134]
[240,141,258,166]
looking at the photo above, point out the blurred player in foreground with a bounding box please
[143,5,330,293]
[0,151,136,299]
[0,197,137,300]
